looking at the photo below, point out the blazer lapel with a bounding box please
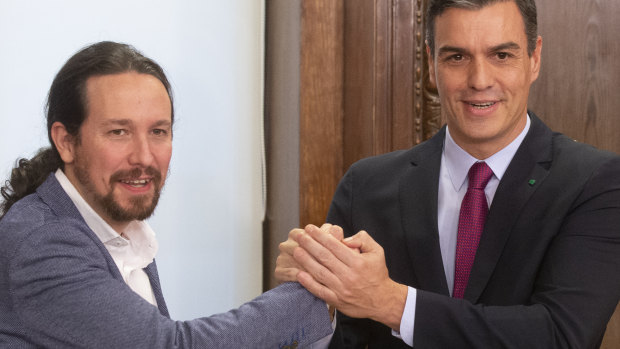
[37,174,124,282]
[144,261,171,318]
[465,114,554,302]
[400,128,450,295]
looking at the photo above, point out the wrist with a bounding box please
[373,281,408,331]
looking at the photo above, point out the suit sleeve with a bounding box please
[8,220,332,348]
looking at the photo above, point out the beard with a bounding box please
[74,162,164,223]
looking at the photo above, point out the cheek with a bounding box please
[436,69,463,93]
[95,150,130,178]
[155,145,173,170]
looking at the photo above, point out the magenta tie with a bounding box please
[453,162,494,299]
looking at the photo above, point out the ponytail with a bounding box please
[0,147,62,218]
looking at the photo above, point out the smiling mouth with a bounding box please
[469,102,496,109]
[120,178,152,188]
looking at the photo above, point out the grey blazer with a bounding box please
[0,174,332,348]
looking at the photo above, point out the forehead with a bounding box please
[434,2,527,50]
[84,72,172,124]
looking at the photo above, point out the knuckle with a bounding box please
[315,268,329,284]
[316,249,332,264]
[292,246,305,260]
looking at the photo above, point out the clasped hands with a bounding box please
[275,224,407,331]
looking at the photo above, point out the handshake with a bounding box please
[274,224,407,331]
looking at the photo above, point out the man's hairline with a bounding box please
[427,0,533,58]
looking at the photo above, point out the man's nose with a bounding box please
[128,135,155,167]
[468,59,494,91]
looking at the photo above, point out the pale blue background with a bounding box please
[0,0,264,320]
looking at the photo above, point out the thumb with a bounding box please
[343,230,377,253]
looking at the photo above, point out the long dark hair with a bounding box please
[0,41,174,218]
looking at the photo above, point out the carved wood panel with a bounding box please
[342,0,441,172]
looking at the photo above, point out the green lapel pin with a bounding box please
[528,179,536,186]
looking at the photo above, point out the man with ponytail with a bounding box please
[0,41,332,348]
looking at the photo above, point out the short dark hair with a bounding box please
[426,0,538,57]
[1,41,174,217]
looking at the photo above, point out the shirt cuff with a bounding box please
[391,286,416,347]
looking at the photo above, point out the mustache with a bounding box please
[109,167,162,184]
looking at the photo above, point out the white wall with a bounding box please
[0,0,264,320]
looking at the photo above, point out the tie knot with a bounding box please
[468,162,493,189]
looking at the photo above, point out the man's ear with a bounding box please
[50,122,76,164]
[529,35,543,83]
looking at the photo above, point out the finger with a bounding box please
[305,224,361,268]
[274,265,300,283]
[292,244,343,290]
[297,270,340,307]
[344,230,380,254]
[274,254,301,282]
[328,225,344,241]
[298,226,353,277]
[288,228,305,240]
[319,223,333,232]
[278,239,299,255]
[276,252,302,271]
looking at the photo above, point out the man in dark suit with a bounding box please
[276,0,620,347]
[0,41,332,348]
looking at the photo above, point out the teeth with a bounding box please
[470,102,495,109]
[121,179,150,186]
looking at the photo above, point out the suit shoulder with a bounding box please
[0,193,89,260]
[348,136,441,175]
[351,149,411,172]
[552,133,619,167]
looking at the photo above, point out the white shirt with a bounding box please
[394,116,531,346]
[55,169,159,305]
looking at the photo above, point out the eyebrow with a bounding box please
[490,42,521,52]
[437,41,522,56]
[100,119,172,128]
[100,119,132,127]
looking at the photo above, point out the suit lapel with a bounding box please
[37,174,124,281]
[465,114,553,302]
[400,128,450,295]
[144,262,171,318]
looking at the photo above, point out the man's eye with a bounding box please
[497,52,510,60]
[153,129,168,136]
[110,129,127,136]
[450,54,464,61]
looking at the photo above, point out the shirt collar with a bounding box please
[444,115,531,192]
[54,169,158,260]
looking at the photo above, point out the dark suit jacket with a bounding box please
[0,174,332,348]
[327,113,620,348]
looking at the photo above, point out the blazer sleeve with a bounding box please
[7,220,332,348]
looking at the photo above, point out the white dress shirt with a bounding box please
[55,169,159,305]
[394,116,531,346]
